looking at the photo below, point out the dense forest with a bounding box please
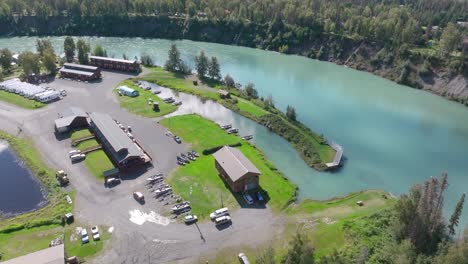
[0,0,467,102]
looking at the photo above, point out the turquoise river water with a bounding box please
[0,37,467,226]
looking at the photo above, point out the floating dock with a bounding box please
[326,142,343,168]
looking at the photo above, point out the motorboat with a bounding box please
[241,135,254,140]
[220,124,232,130]
[227,128,238,134]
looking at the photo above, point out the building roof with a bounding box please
[63,63,99,71]
[117,86,137,93]
[2,244,64,264]
[54,107,88,129]
[89,112,145,163]
[213,146,260,182]
[90,55,137,64]
[59,68,95,77]
[219,89,230,96]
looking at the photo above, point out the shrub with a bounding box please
[202,142,242,155]
[0,223,25,234]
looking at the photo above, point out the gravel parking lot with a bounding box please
[0,71,282,263]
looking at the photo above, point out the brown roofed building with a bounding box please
[213,146,260,192]
[89,56,140,72]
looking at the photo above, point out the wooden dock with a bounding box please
[326,142,343,168]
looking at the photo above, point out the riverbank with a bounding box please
[2,16,466,106]
[137,67,336,170]
[160,114,297,218]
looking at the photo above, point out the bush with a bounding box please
[202,142,242,155]
[140,54,154,66]
[0,223,25,234]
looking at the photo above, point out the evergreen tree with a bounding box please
[76,39,90,64]
[244,83,258,99]
[208,56,221,80]
[140,54,153,66]
[224,74,235,88]
[195,51,208,78]
[0,48,13,73]
[164,44,182,72]
[64,36,75,63]
[36,39,53,56]
[286,105,297,121]
[282,231,314,264]
[448,193,465,236]
[440,23,462,56]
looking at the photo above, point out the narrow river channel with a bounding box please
[0,37,467,226]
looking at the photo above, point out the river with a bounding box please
[0,140,47,217]
[1,37,467,226]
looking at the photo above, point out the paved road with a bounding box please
[0,71,283,263]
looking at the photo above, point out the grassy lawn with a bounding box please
[0,225,63,261]
[285,190,397,257]
[140,67,220,101]
[76,139,99,151]
[64,225,111,259]
[70,129,93,141]
[160,114,296,219]
[0,223,111,261]
[83,150,115,180]
[0,90,46,109]
[236,97,268,117]
[115,79,177,118]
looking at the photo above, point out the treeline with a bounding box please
[1,0,467,51]
[257,174,468,263]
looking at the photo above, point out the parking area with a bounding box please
[0,70,281,263]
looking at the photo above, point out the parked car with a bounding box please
[91,226,100,241]
[184,214,198,224]
[243,193,254,205]
[70,153,85,162]
[105,177,121,187]
[69,149,81,157]
[127,126,132,132]
[255,192,264,202]
[133,191,145,203]
[81,229,89,244]
[59,89,67,96]
[238,253,250,264]
[174,136,182,144]
[214,215,231,225]
[210,207,229,220]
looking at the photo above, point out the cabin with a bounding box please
[89,112,150,169]
[218,89,230,99]
[117,86,139,97]
[59,63,101,81]
[54,107,89,133]
[213,146,261,192]
[89,56,140,72]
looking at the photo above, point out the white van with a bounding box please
[214,215,231,225]
[210,207,229,220]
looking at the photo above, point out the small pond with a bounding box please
[0,140,48,217]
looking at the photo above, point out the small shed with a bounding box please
[117,86,139,97]
[213,146,260,192]
[218,89,230,99]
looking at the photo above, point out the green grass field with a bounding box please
[0,225,63,261]
[160,114,296,218]
[0,90,46,109]
[236,97,269,117]
[83,150,115,180]
[115,79,177,117]
[65,225,111,259]
[69,129,114,180]
[140,67,220,100]
[70,129,93,141]
[76,139,99,151]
